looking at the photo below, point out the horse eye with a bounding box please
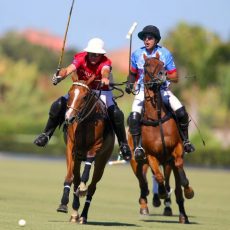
[83,95,88,100]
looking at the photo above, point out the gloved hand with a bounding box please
[52,74,62,85]
[157,70,167,84]
[125,82,133,94]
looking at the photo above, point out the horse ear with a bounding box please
[143,53,147,61]
[155,52,160,59]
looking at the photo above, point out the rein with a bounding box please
[142,57,171,157]
[69,82,102,124]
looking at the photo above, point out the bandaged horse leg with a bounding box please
[129,112,145,161]
[107,104,131,161]
[173,166,189,223]
[78,195,92,224]
[163,163,173,216]
[56,181,71,213]
[34,96,67,147]
[77,156,95,197]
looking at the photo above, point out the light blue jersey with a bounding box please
[131,45,176,90]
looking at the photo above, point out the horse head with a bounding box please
[65,81,91,124]
[143,52,166,90]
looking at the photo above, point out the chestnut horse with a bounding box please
[128,54,194,223]
[57,81,115,224]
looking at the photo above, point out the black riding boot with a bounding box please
[128,112,145,161]
[34,96,67,147]
[107,105,131,161]
[175,106,195,153]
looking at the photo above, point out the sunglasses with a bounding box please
[88,53,102,58]
[143,35,154,41]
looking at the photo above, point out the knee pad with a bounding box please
[128,112,141,135]
[49,96,67,118]
[175,106,188,123]
[107,105,124,125]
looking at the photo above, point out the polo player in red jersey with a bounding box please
[34,37,131,161]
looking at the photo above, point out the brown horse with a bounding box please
[57,80,115,224]
[128,53,194,223]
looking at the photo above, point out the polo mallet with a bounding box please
[56,0,75,76]
[126,22,138,77]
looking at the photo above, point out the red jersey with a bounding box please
[72,52,111,90]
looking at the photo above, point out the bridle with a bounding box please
[143,57,165,88]
[67,82,101,124]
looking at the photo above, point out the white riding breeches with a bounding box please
[64,90,114,109]
[132,88,183,114]
[93,90,115,108]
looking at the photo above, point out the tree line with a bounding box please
[0,22,230,164]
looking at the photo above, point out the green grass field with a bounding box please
[0,154,229,230]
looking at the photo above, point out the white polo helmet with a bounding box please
[84,37,106,54]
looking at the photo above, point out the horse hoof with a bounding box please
[163,207,173,216]
[179,214,189,224]
[57,204,68,213]
[184,187,194,199]
[77,183,88,197]
[140,207,149,216]
[69,214,79,223]
[79,216,87,224]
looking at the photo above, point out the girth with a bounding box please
[141,112,172,127]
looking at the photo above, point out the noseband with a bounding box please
[67,82,100,124]
[144,57,165,89]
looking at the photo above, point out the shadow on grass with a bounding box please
[49,220,139,227]
[141,218,199,225]
[137,213,198,225]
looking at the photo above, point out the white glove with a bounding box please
[52,74,62,85]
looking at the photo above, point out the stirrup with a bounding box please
[119,143,131,161]
[183,140,195,153]
[134,146,145,161]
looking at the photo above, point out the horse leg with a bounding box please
[177,167,194,199]
[78,154,107,224]
[174,154,194,199]
[69,193,80,223]
[76,156,95,197]
[129,138,150,216]
[172,165,189,224]
[70,159,81,222]
[57,142,75,213]
[151,174,161,208]
[136,162,149,215]
[147,155,167,199]
[163,164,173,216]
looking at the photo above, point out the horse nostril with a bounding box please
[68,116,75,124]
[65,116,75,124]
